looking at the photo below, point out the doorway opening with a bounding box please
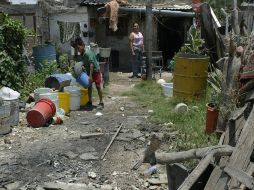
[157,17,192,69]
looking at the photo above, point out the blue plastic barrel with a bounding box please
[45,74,72,91]
[33,44,56,70]
[77,72,90,88]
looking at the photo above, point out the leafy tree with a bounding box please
[0,13,28,90]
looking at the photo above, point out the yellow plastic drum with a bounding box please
[58,92,70,114]
[173,55,209,101]
[80,88,89,106]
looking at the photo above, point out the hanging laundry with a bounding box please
[105,0,119,32]
[57,21,81,43]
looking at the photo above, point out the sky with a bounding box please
[9,0,37,4]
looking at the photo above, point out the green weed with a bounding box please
[127,81,219,152]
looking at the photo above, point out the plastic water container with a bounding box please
[80,88,89,106]
[161,83,173,97]
[45,74,72,91]
[58,92,70,114]
[38,93,59,110]
[77,72,90,88]
[74,62,83,77]
[34,88,53,102]
[99,48,111,58]
[0,102,11,134]
[64,86,81,111]
[3,99,19,126]
[27,98,56,128]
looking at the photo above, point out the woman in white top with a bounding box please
[129,23,144,78]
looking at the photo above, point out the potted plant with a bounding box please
[173,26,210,101]
[205,65,223,134]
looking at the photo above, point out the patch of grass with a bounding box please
[126,81,219,152]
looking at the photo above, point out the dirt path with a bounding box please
[0,72,172,190]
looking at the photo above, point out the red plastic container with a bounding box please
[26,98,56,128]
[205,103,219,134]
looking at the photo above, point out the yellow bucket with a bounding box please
[173,55,209,101]
[80,88,89,106]
[58,92,70,114]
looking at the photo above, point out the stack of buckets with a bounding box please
[27,86,88,128]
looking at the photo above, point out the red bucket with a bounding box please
[26,98,56,128]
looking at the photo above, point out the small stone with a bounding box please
[4,138,11,144]
[101,184,113,190]
[131,185,140,190]
[139,137,146,142]
[112,171,118,176]
[147,174,168,185]
[111,97,117,100]
[80,153,98,160]
[144,182,150,188]
[95,127,103,133]
[149,186,159,190]
[36,186,45,190]
[63,151,78,159]
[88,171,97,179]
[119,107,124,111]
[87,183,94,188]
[95,112,103,116]
[5,181,21,190]
[80,121,90,125]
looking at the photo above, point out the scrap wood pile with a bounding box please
[133,2,254,190]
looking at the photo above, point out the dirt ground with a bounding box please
[0,72,174,190]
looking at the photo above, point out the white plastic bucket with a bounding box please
[161,83,173,97]
[38,92,59,110]
[64,86,81,111]
[3,99,19,126]
[34,88,53,102]
[99,48,111,58]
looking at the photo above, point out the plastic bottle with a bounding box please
[143,165,157,176]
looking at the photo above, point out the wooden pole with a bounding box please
[100,122,124,160]
[145,0,153,80]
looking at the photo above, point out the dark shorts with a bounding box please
[92,72,102,87]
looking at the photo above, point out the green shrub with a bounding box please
[0,13,28,91]
[20,61,59,99]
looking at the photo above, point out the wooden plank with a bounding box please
[205,111,247,190]
[229,104,248,121]
[240,162,254,190]
[224,166,254,189]
[80,133,104,139]
[156,145,234,165]
[178,154,213,190]
[216,55,241,132]
[227,106,254,189]
[100,122,124,160]
[177,146,233,190]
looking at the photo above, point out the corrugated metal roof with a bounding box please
[81,0,110,5]
[81,0,192,10]
[124,5,191,11]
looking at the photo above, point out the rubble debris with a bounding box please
[79,153,99,161]
[88,171,97,179]
[80,133,104,139]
